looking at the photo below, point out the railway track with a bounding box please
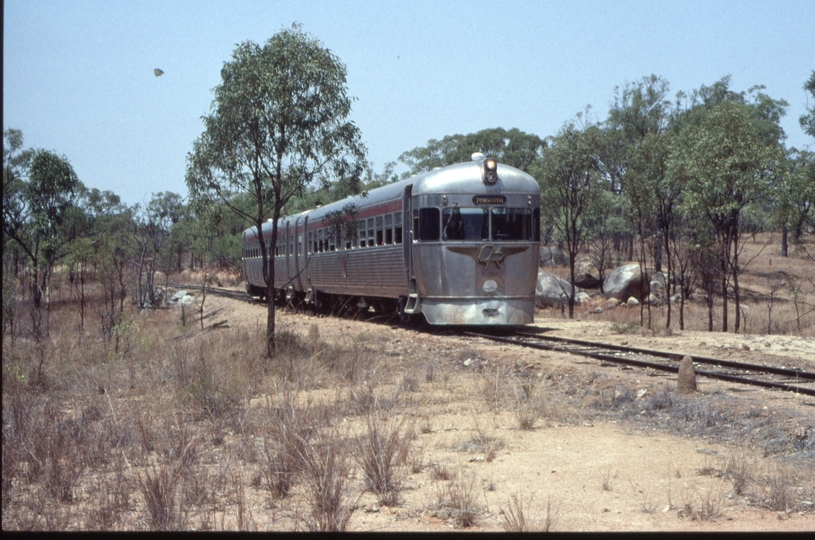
[464,330,815,397]
[167,283,254,302]
[168,283,815,397]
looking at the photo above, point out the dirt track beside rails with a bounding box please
[196,290,815,532]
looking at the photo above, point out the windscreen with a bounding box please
[491,208,535,241]
[442,208,488,241]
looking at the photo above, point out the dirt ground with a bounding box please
[195,289,815,532]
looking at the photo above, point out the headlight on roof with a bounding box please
[483,157,498,185]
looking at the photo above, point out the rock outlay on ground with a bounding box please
[535,269,588,308]
[603,264,650,301]
[677,355,698,395]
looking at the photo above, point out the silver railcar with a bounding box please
[242,155,541,325]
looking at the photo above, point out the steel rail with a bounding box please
[464,331,815,397]
[514,331,815,380]
[166,283,250,300]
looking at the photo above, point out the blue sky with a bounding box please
[4,0,814,207]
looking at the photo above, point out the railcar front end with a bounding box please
[408,156,540,325]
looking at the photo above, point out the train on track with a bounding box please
[242,154,541,325]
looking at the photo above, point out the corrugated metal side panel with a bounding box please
[274,256,290,289]
[306,247,407,297]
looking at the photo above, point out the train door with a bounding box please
[294,215,305,291]
[402,184,414,283]
[284,220,291,284]
[402,184,420,314]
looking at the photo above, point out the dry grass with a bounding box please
[431,471,481,528]
[3,258,814,531]
[292,426,357,532]
[678,485,726,522]
[499,493,533,532]
[510,372,551,430]
[353,414,413,506]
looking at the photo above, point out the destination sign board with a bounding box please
[472,195,506,205]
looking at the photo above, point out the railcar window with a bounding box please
[367,218,375,247]
[491,208,534,241]
[329,230,336,251]
[358,220,366,248]
[395,212,403,244]
[418,208,440,241]
[443,208,488,241]
[384,213,393,244]
[376,216,384,245]
[533,208,540,241]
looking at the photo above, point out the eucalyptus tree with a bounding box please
[2,129,34,339]
[600,75,673,268]
[778,149,815,258]
[539,121,604,318]
[1,148,83,339]
[131,192,183,308]
[399,127,546,176]
[186,25,365,358]
[95,208,137,352]
[670,100,784,333]
[3,129,34,270]
[626,131,685,328]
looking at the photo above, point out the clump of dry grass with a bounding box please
[87,456,133,530]
[137,460,189,531]
[609,320,642,334]
[429,462,453,481]
[135,413,207,530]
[257,391,306,500]
[677,485,725,521]
[431,472,481,528]
[354,414,413,506]
[602,470,615,492]
[511,372,551,430]
[292,426,358,532]
[480,366,509,411]
[453,411,504,462]
[499,493,533,532]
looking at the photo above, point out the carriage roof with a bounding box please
[242,161,538,240]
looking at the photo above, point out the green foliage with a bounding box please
[539,122,605,248]
[539,120,605,317]
[798,71,815,139]
[186,25,365,229]
[672,101,782,223]
[399,127,545,176]
[777,149,815,243]
[186,24,365,358]
[607,74,672,142]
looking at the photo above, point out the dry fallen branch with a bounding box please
[173,320,229,341]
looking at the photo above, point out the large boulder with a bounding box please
[536,270,587,308]
[603,264,649,301]
[572,256,602,288]
[574,272,603,289]
[539,245,567,267]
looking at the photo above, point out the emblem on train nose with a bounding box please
[447,245,529,269]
